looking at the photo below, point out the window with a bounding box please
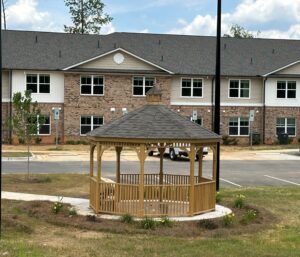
[80,75,104,95]
[28,115,51,135]
[80,115,103,135]
[276,118,296,136]
[277,81,296,98]
[229,80,250,98]
[26,74,50,93]
[181,78,203,97]
[229,117,249,136]
[133,76,155,96]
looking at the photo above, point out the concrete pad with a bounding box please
[2,191,232,221]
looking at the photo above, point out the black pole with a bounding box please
[0,0,3,238]
[214,0,221,191]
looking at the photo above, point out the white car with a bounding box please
[148,147,208,161]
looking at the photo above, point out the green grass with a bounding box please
[2,152,32,157]
[1,186,300,257]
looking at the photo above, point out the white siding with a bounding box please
[275,62,300,75]
[79,51,160,71]
[12,71,64,103]
[265,78,300,107]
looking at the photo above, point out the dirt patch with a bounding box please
[3,200,277,238]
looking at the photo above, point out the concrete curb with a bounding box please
[2,152,35,162]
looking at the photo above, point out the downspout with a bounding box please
[8,70,12,143]
[262,76,268,144]
[211,76,215,130]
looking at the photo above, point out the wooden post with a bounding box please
[198,147,203,182]
[96,143,103,213]
[158,147,165,204]
[90,144,95,177]
[138,144,146,217]
[189,145,195,216]
[115,146,122,210]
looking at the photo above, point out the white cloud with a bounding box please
[6,0,50,25]
[101,22,116,34]
[169,0,300,39]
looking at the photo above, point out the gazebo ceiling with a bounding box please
[88,87,221,141]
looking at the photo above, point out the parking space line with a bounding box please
[264,175,300,186]
[220,178,242,187]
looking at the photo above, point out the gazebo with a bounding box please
[87,87,221,217]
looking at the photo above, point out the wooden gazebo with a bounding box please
[87,87,221,217]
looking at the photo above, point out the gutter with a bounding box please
[211,76,215,130]
[262,76,268,144]
[9,70,12,144]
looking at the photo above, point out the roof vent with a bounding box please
[161,55,164,62]
[272,49,275,54]
[158,39,161,45]
[59,50,62,58]
[35,35,38,43]
[224,43,227,49]
[98,40,100,48]
[250,57,253,64]
[114,43,117,49]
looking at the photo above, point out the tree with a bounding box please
[1,0,7,30]
[8,91,44,179]
[64,0,112,34]
[224,24,259,38]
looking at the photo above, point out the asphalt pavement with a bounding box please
[2,158,300,187]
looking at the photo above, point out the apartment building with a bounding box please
[1,30,300,144]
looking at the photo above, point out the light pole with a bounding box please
[214,0,222,191]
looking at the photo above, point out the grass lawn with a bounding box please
[2,152,32,158]
[1,174,299,257]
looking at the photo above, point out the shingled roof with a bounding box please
[88,88,220,141]
[3,30,300,76]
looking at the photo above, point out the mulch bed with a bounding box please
[2,200,277,238]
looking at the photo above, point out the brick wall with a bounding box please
[64,74,172,140]
[2,103,10,143]
[265,107,300,144]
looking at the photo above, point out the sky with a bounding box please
[2,0,300,39]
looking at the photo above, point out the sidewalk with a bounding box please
[2,191,232,221]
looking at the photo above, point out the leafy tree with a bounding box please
[8,91,44,179]
[224,24,259,38]
[64,0,113,34]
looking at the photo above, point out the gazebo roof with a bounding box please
[88,88,221,142]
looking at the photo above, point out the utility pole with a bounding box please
[214,0,222,191]
[0,0,3,238]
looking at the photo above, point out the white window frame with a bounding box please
[228,79,251,99]
[228,117,249,136]
[276,81,297,99]
[132,76,155,96]
[276,117,296,137]
[26,74,51,94]
[80,75,105,96]
[180,78,203,98]
[80,115,104,136]
[30,115,51,136]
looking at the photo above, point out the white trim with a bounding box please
[170,102,263,107]
[80,115,104,136]
[276,80,297,99]
[25,73,51,94]
[80,74,105,96]
[36,115,51,136]
[63,48,174,74]
[263,60,300,77]
[228,79,251,99]
[180,77,204,98]
[2,98,11,102]
[276,117,296,137]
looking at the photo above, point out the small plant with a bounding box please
[140,217,156,230]
[35,137,42,144]
[222,135,238,145]
[51,197,64,214]
[159,216,173,227]
[86,215,97,222]
[120,213,134,224]
[240,209,257,224]
[216,192,221,203]
[234,194,246,209]
[198,219,218,230]
[68,207,77,216]
[223,213,235,227]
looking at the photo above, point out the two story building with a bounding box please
[1,30,300,144]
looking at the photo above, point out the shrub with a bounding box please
[240,209,257,224]
[159,216,173,227]
[222,135,238,145]
[35,137,42,144]
[86,215,97,222]
[51,197,64,214]
[234,194,246,209]
[140,217,156,230]
[198,219,218,230]
[216,192,221,203]
[120,213,134,224]
[223,213,235,227]
[68,207,77,216]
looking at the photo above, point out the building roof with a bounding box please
[88,87,220,141]
[3,30,300,76]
